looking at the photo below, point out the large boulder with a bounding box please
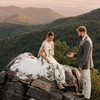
[0,65,82,100]
[0,54,82,100]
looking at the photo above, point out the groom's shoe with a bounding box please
[62,82,68,88]
[57,84,66,92]
[75,92,84,98]
[76,94,84,98]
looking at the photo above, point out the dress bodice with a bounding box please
[39,40,54,58]
[45,41,54,57]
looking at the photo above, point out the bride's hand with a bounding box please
[45,58,50,63]
[67,52,74,58]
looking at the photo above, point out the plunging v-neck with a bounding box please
[45,40,53,49]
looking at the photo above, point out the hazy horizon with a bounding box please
[0,0,100,16]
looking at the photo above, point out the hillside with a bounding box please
[0,8,100,71]
[0,6,64,23]
[3,14,41,25]
[0,20,3,23]
[45,8,100,27]
[0,9,11,20]
[0,20,100,71]
[0,8,100,39]
[0,22,42,39]
[0,21,44,39]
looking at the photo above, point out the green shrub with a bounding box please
[91,68,100,100]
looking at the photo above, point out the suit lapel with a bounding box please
[79,35,88,49]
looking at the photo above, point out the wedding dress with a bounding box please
[10,40,66,84]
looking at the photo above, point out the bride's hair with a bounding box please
[47,31,54,37]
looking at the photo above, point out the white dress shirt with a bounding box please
[82,35,87,41]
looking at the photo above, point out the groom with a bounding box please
[67,26,93,100]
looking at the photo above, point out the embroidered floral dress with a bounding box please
[10,40,66,84]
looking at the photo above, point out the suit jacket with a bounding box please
[74,35,94,69]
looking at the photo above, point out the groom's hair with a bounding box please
[77,26,87,34]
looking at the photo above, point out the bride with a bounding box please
[10,31,68,91]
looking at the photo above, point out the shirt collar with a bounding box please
[82,35,87,41]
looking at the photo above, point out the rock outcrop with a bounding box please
[0,56,82,100]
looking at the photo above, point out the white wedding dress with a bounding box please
[10,40,66,84]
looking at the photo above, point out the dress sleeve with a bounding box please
[38,41,49,57]
[52,41,54,55]
[38,41,45,57]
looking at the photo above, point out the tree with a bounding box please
[54,40,78,67]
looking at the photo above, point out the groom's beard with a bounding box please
[79,35,82,38]
[79,36,82,38]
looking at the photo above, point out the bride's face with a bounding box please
[47,36,54,42]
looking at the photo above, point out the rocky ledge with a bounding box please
[0,62,82,100]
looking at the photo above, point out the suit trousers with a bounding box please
[81,69,91,99]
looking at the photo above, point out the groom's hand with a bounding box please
[67,52,74,58]
[78,67,82,72]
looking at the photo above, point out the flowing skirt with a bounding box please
[10,52,65,84]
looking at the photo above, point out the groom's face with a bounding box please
[77,31,82,38]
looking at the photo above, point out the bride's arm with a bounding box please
[39,45,50,63]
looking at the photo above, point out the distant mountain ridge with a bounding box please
[0,6,64,23]
[3,14,41,25]
[47,8,100,27]
[0,20,3,23]
[0,8,100,39]
[0,9,11,20]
